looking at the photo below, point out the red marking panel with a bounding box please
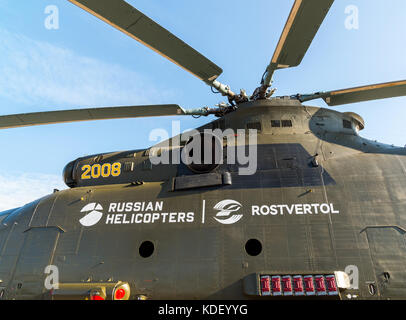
[304,275,315,296]
[271,276,282,296]
[258,273,340,298]
[315,275,327,296]
[325,275,339,295]
[282,276,293,296]
[260,276,271,296]
[293,275,304,296]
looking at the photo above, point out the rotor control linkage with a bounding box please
[292,80,406,106]
[251,83,277,100]
[184,103,237,117]
[291,93,326,103]
[206,79,249,104]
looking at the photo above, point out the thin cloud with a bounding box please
[0,28,175,109]
[0,172,66,212]
[0,28,180,212]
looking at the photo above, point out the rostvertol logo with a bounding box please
[213,200,243,225]
[79,203,103,227]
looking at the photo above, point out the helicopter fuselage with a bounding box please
[1,99,406,300]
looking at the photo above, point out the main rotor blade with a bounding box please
[298,80,406,106]
[68,0,222,83]
[0,105,187,129]
[262,0,334,86]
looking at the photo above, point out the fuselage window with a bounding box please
[246,122,262,132]
[271,120,281,127]
[281,120,292,127]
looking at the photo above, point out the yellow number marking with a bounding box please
[101,163,111,178]
[91,164,101,179]
[81,165,91,180]
[111,162,121,177]
[81,162,121,180]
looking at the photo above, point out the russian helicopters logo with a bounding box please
[213,200,243,225]
[79,203,103,227]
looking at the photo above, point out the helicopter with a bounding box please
[0,0,405,300]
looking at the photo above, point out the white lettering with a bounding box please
[156,202,163,211]
[178,212,185,223]
[125,203,133,212]
[201,304,248,315]
[251,203,340,217]
[311,203,319,214]
[152,213,160,223]
[303,204,312,214]
[260,205,269,215]
[320,203,330,214]
[117,203,125,213]
[286,205,294,215]
[108,203,117,212]
[144,213,152,223]
[169,213,176,223]
[114,214,123,224]
[295,204,303,215]
[122,214,130,224]
[106,214,114,224]
[330,203,340,214]
[252,205,260,216]
[158,304,192,318]
[186,212,194,222]
[135,213,143,223]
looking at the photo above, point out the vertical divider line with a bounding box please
[202,200,206,224]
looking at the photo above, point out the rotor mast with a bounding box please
[253,0,335,100]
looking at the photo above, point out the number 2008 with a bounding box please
[81,163,121,180]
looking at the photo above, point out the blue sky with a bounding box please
[0,0,405,210]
